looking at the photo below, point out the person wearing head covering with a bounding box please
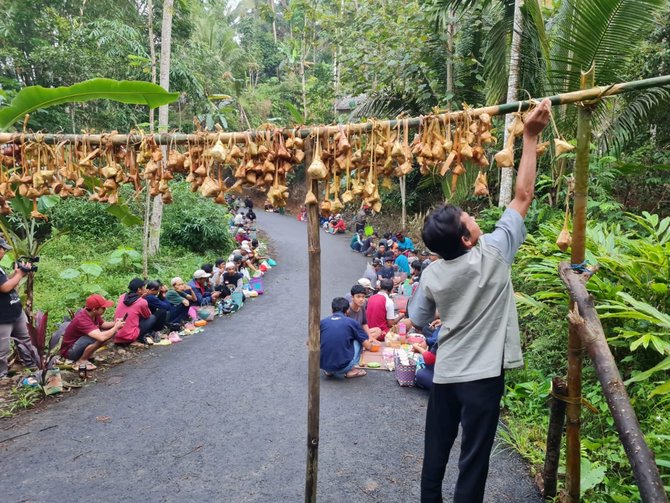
[61,294,125,370]
[166,277,197,312]
[114,278,158,345]
[188,269,220,306]
[0,237,39,378]
[328,214,346,234]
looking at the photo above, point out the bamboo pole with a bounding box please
[543,377,567,500]
[559,262,668,503]
[2,75,669,146]
[304,137,321,503]
[565,66,595,503]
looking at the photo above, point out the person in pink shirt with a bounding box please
[114,278,158,345]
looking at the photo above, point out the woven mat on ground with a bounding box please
[356,342,407,371]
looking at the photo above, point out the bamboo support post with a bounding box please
[543,377,567,500]
[565,66,595,503]
[559,263,668,503]
[304,137,321,503]
[1,75,670,146]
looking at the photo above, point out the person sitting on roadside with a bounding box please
[233,210,245,226]
[362,258,382,288]
[361,232,378,256]
[413,339,437,391]
[374,242,387,260]
[394,247,411,275]
[396,231,415,252]
[166,277,197,316]
[212,258,225,288]
[410,260,423,285]
[348,285,383,341]
[114,278,158,345]
[247,208,257,222]
[235,226,249,244]
[144,280,186,333]
[379,256,395,280]
[350,230,365,252]
[188,269,220,306]
[328,214,346,234]
[222,262,243,293]
[297,205,307,222]
[366,278,405,341]
[320,297,374,379]
[60,294,125,371]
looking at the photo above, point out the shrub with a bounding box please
[161,182,235,254]
[48,197,128,240]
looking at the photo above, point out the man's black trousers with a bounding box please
[420,372,505,503]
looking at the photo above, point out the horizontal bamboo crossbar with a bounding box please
[0,75,669,146]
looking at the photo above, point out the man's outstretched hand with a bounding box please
[523,98,552,138]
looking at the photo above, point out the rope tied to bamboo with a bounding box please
[551,391,599,414]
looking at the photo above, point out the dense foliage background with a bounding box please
[1,0,669,500]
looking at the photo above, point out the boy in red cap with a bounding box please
[61,294,125,371]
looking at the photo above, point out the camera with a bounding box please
[16,256,39,273]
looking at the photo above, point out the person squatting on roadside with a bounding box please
[0,237,39,378]
[60,294,125,371]
[410,99,552,503]
[320,297,374,379]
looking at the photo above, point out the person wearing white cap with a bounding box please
[187,269,220,306]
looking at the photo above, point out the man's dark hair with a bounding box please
[379,278,393,292]
[422,204,470,260]
[146,280,161,291]
[128,277,145,292]
[411,260,422,272]
[215,258,225,266]
[331,297,350,314]
[251,239,259,247]
[378,242,386,249]
[383,232,392,240]
[201,263,214,274]
[350,284,367,296]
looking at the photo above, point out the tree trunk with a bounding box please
[446,9,455,98]
[565,66,595,503]
[269,0,278,44]
[543,377,567,499]
[304,138,321,503]
[559,263,668,503]
[300,16,308,122]
[498,0,523,208]
[148,0,174,257]
[143,0,157,276]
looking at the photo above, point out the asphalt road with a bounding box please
[0,211,542,503]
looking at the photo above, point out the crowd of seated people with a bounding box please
[58,204,273,373]
[319,220,441,386]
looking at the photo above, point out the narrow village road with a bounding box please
[0,211,541,502]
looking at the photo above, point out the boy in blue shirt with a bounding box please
[320,297,374,378]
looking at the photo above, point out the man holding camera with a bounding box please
[0,237,39,379]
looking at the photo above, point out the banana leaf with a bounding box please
[0,78,179,131]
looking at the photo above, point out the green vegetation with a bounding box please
[31,181,234,326]
[0,0,669,499]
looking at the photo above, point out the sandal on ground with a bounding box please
[345,369,367,378]
[76,361,97,371]
[323,371,334,377]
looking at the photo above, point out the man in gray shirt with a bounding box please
[410,99,552,503]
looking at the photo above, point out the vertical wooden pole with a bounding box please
[543,377,567,499]
[565,65,595,503]
[304,137,321,503]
